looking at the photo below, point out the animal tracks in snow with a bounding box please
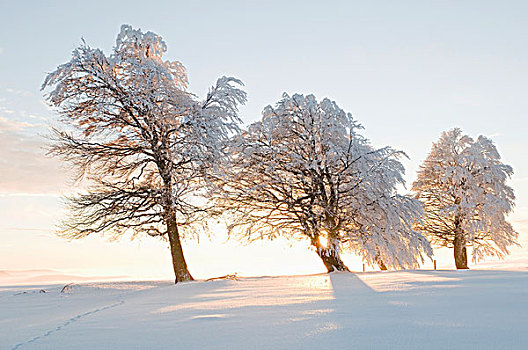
[11,299,125,350]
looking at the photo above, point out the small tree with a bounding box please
[216,93,431,272]
[42,25,246,283]
[412,128,518,269]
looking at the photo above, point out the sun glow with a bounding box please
[318,235,328,248]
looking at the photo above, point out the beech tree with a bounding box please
[42,25,246,283]
[412,128,518,269]
[216,93,431,272]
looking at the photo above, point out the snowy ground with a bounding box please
[1,270,527,349]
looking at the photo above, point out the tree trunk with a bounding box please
[453,231,469,270]
[375,254,388,271]
[315,244,349,273]
[167,214,194,283]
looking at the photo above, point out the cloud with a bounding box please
[5,87,33,97]
[0,47,3,55]
[0,116,37,131]
[0,86,69,195]
[0,87,49,125]
[28,114,47,121]
[0,124,69,195]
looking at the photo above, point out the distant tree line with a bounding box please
[42,25,518,283]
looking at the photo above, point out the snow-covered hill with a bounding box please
[1,270,527,349]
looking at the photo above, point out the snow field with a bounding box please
[1,270,527,349]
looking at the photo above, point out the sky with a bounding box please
[0,0,527,280]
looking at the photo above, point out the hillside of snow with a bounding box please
[1,270,527,349]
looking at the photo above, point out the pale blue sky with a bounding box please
[1,1,527,278]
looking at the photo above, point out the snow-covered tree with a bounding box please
[412,128,518,269]
[216,93,431,272]
[42,25,246,283]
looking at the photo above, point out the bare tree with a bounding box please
[216,94,431,272]
[42,25,246,283]
[412,128,518,269]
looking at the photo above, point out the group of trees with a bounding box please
[42,25,518,283]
